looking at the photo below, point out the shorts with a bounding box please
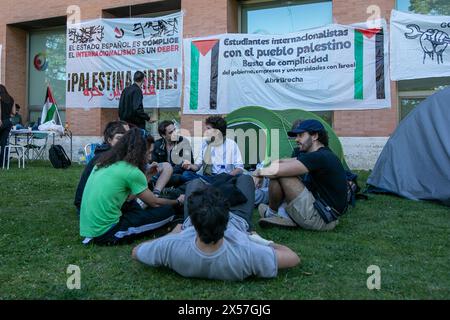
[285,188,338,231]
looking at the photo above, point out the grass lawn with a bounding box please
[0,161,449,300]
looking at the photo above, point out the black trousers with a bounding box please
[92,201,176,245]
[183,175,255,231]
[0,119,12,165]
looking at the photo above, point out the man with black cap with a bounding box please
[253,119,348,231]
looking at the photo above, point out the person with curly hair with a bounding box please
[181,115,244,183]
[80,128,185,245]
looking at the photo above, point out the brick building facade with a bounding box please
[0,0,438,168]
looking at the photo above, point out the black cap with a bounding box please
[287,119,325,137]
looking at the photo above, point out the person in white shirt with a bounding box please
[181,116,244,183]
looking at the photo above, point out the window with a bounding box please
[396,1,450,121]
[399,97,425,120]
[398,77,450,120]
[146,109,181,138]
[240,0,333,126]
[28,27,66,125]
[241,0,333,34]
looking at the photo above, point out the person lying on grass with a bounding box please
[132,185,300,281]
[80,128,185,246]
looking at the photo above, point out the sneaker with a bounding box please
[169,217,185,228]
[278,205,291,219]
[259,216,297,228]
[144,217,184,239]
[82,237,93,245]
[160,187,183,200]
[258,203,278,218]
[248,233,274,246]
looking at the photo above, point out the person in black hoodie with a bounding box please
[151,120,193,187]
[74,121,129,214]
[118,71,150,129]
[0,85,15,165]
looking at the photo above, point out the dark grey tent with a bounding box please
[367,87,450,206]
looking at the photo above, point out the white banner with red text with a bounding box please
[66,12,182,108]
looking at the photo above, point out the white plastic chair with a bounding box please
[2,144,26,169]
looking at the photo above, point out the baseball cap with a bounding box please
[287,119,325,137]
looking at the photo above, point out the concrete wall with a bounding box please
[339,137,389,170]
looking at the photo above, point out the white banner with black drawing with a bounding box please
[66,12,182,108]
[183,20,391,114]
[391,10,450,80]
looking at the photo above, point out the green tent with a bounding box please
[225,106,349,169]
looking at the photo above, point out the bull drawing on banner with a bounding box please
[404,24,450,64]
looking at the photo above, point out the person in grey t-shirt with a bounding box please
[132,185,300,281]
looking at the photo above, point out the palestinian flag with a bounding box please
[40,86,61,125]
[354,28,385,100]
[188,39,220,111]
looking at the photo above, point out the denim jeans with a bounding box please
[180,171,217,184]
[183,175,255,231]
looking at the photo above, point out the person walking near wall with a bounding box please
[0,85,15,164]
[118,71,150,130]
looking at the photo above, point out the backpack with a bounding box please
[345,170,368,207]
[49,145,71,169]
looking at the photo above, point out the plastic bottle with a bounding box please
[172,119,180,130]
[172,119,181,140]
[77,147,86,165]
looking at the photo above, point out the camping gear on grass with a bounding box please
[367,87,450,206]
